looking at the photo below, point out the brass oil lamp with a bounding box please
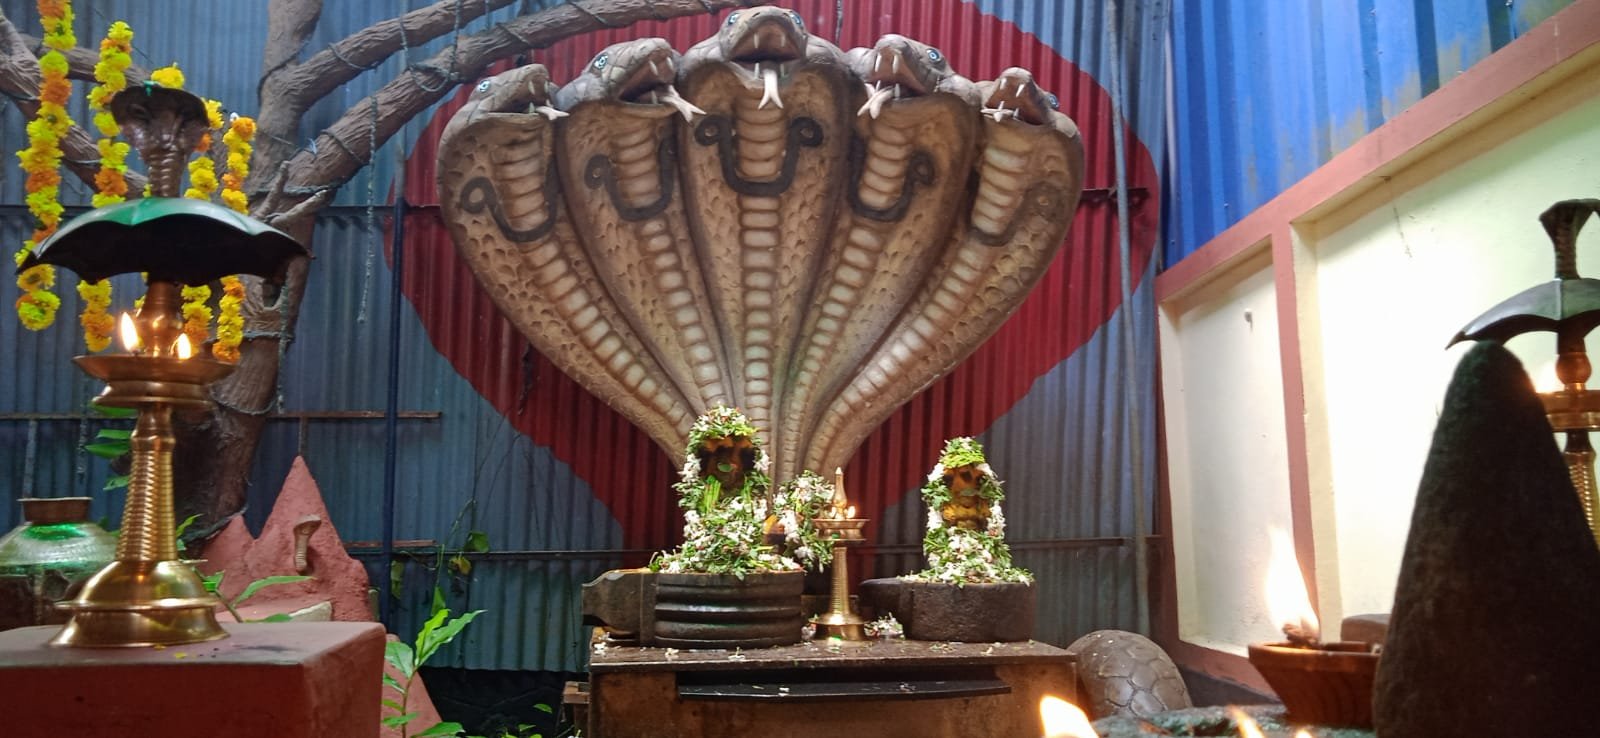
[1452,199,1600,545]
[17,82,306,647]
[809,467,868,641]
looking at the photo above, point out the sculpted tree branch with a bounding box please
[1,0,756,535]
[254,0,520,182]
[0,13,147,197]
[261,0,753,235]
[17,31,149,85]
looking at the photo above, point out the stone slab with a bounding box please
[587,638,1076,737]
[0,621,384,738]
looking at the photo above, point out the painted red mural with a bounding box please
[397,0,1159,554]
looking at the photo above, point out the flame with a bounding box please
[1039,696,1098,738]
[1266,528,1320,643]
[119,313,140,352]
[845,505,856,518]
[1295,730,1315,738]
[1228,707,1265,738]
[175,333,193,360]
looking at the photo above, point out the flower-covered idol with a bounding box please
[653,406,800,576]
[906,437,1031,585]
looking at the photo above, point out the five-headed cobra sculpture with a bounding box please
[437,6,1085,485]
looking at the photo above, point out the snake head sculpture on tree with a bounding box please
[847,33,980,117]
[681,5,846,109]
[976,66,1069,128]
[555,37,703,121]
[442,62,563,144]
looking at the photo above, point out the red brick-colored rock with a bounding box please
[199,456,372,622]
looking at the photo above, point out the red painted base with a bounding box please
[0,621,384,738]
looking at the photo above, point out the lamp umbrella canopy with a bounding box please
[1449,199,1600,346]
[16,197,307,285]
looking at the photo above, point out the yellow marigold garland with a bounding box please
[213,277,245,362]
[213,115,255,362]
[180,284,212,349]
[77,20,135,351]
[89,21,132,208]
[220,115,255,214]
[77,280,113,352]
[12,0,76,331]
[184,99,223,200]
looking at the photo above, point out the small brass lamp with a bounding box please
[810,467,869,640]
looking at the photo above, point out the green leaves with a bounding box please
[384,607,486,737]
[382,713,420,729]
[416,607,485,668]
[385,639,417,679]
[83,442,128,459]
[233,575,311,608]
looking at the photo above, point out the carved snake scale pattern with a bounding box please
[437,7,1085,480]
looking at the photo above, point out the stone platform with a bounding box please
[587,637,1076,737]
[0,621,384,738]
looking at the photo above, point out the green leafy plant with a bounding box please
[200,571,312,623]
[383,606,485,737]
[81,403,136,490]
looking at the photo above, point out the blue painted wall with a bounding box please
[1167,0,1574,266]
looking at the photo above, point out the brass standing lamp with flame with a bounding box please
[1452,199,1600,546]
[809,467,868,640]
[17,83,307,647]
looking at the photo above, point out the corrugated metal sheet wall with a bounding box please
[1167,0,1576,265]
[2,0,1166,672]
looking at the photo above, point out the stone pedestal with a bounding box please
[0,621,384,738]
[588,638,1076,738]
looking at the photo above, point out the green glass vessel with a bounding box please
[0,498,116,629]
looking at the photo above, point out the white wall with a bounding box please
[1160,251,1299,654]
[1160,58,1600,656]
[1308,74,1600,624]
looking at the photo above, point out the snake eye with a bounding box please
[726,11,739,26]
[592,52,609,71]
[927,48,943,63]
[475,80,493,92]
[790,11,804,28]
[1046,92,1060,110]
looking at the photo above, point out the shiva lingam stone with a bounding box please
[809,467,867,641]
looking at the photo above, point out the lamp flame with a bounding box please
[1294,730,1315,738]
[175,333,193,360]
[118,313,140,353]
[1039,696,1097,738]
[1266,528,1321,645]
[1228,707,1265,738]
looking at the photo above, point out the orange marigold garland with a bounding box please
[220,114,255,214]
[12,0,77,330]
[89,21,132,208]
[213,114,255,362]
[77,20,135,350]
[213,277,245,362]
[77,280,113,351]
[184,99,223,201]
